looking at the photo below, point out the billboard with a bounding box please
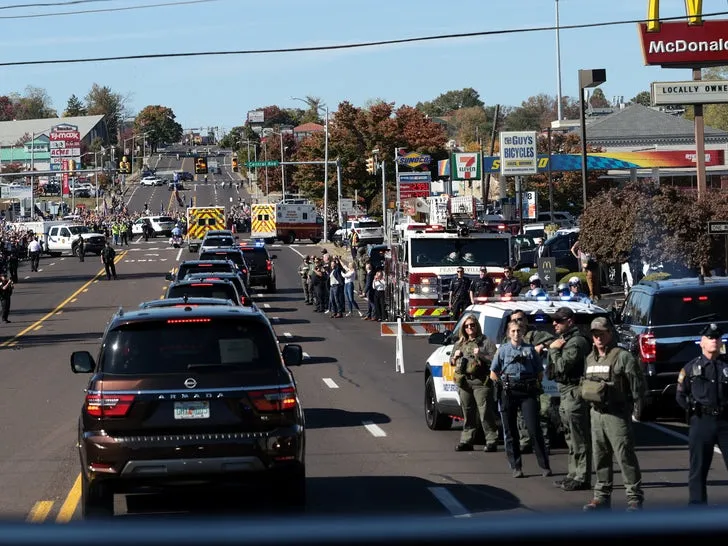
[652,80,728,104]
[247,110,265,124]
[499,131,538,175]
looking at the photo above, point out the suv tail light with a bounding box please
[249,387,296,412]
[638,333,657,363]
[86,393,135,417]
[266,259,272,271]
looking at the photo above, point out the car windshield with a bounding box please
[100,320,278,374]
[410,238,509,267]
[167,283,238,302]
[650,292,728,326]
[241,249,268,268]
[158,216,174,223]
[200,252,244,268]
[357,222,380,229]
[204,237,235,247]
[68,226,90,235]
[177,263,234,278]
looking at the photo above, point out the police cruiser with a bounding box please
[424,295,610,433]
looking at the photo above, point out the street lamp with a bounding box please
[578,68,607,208]
[290,97,330,241]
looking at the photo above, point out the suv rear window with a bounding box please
[203,237,235,247]
[167,282,238,302]
[101,320,279,374]
[357,222,380,229]
[177,262,235,279]
[200,251,245,269]
[649,291,728,326]
[241,248,268,269]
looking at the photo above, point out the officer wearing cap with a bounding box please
[676,323,728,505]
[582,317,645,512]
[469,267,494,303]
[547,306,593,491]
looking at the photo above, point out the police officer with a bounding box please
[490,320,552,478]
[452,314,499,452]
[676,323,728,505]
[547,306,592,491]
[449,267,471,320]
[101,241,118,280]
[497,266,522,296]
[581,317,645,512]
[77,234,85,262]
[469,267,495,303]
[525,274,548,299]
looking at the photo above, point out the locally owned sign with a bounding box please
[499,131,538,175]
[652,80,728,104]
[451,152,481,181]
[639,0,728,67]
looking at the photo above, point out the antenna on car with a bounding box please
[117,306,124,317]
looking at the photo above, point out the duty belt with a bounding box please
[696,405,727,417]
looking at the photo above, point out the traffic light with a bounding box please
[195,156,208,174]
[232,157,238,172]
[68,159,76,175]
[366,157,375,175]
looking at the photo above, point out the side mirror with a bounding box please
[71,351,95,373]
[429,332,446,345]
[610,307,622,325]
[270,254,278,259]
[282,344,303,367]
[164,272,174,281]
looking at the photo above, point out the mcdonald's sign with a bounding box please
[639,0,728,67]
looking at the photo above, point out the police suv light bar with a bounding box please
[472,295,584,304]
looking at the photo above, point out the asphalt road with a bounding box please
[0,160,725,522]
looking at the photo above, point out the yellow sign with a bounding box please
[647,0,702,32]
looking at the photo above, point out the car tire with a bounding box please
[285,231,295,244]
[425,376,452,430]
[266,282,277,293]
[72,244,80,258]
[310,238,320,244]
[632,396,655,422]
[279,467,306,510]
[81,472,114,519]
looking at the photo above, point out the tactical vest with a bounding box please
[582,347,624,407]
[585,347,619,381]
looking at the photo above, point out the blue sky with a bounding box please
[0,0,704,134]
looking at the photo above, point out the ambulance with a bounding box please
[186,206,226,252]
[251,202,323,244]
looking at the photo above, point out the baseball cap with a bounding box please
[552,307,575,322]
[590,317,611,332]
[701,323,723,339]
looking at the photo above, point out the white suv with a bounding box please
[424,298,609,433]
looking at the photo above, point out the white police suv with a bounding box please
[424,296,610,432]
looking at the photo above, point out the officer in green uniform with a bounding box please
[504,310,556,453]
[452,313,499,452]
[581,317,645,512]
[547,306,592,491]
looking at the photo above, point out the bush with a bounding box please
[642,272,671,282]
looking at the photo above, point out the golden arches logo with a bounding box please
[647,0,703,32]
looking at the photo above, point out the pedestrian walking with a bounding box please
[491,320,552,478]
[28,237,41,272]
[452,314,499,453]
[676,323,728,505]
[547,306,593,491]
[581,317,645,512]
[101,241,118,280]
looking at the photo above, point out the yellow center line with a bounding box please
[55,473,81,523]
[27,500,53,523]
[0,251,128,348]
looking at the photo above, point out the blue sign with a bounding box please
[398,172,432,182]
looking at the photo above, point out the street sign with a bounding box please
[538,257,556,289]
[246,160,279,168]
[708,221,728,234]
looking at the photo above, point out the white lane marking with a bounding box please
[428,487,472,518]
[135,235,143,243]
[137,259,147,262]
[303,352,310,359]
[49,262,56,266]
[145,253,160,257]
[127,259,135,263]
[60,257,65,261]
[322,378,339,389]
[362,421,387,437]
[638,419,722,454]
[288,246,305,258]
[253,293,263,298]
[270,316,280,322]
[175,248,183,262]
[263,303,271,308]
[38,269,43,272]
[24,276,29,280]
[283,332,293,338]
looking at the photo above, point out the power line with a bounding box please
[0,8,725,67]
[0,0,112,10]
[0,0,218,19]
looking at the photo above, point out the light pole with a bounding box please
[555,0,563,121]
[578,68,607,208]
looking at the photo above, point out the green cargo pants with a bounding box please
[559,384,592,485]
[591,407,643,504]
[459,377,499,446]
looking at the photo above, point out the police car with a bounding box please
[424,296,610,432]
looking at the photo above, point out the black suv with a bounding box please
[240,243,277,293]
[614,275,728,420]
[166,278,246,306]
[139,297,235,309]
[166,259,237,283]
[199,248,250,289]
[181,273,252,307]
[70,305,305,518]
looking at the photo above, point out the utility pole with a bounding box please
[483,104,500,210]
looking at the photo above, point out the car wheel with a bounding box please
[266,282,276,293]
[632,396,655,422]
[310,238,320,244]
[280,467,306,510]
[285,231,295,244]
[425,376,452,430]
[72,244,80,257]
[81,472,114,519]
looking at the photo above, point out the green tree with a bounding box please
[85,83,127,144]
[134,105,183,152]
[630,91,652,107]
[416,88,485,117]
[505,94,581,130]
[11,86,56,119]
[588,88,610,109]
[63,94,87,117]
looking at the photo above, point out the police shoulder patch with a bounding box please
[678,369,686,384]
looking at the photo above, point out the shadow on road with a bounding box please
[303,407,390,429]
[0,331,102,348]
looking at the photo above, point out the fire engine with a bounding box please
[251,201,324,244]
[384,221,512,321]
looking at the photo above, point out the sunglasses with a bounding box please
[464,323,477,329]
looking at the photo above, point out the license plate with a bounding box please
[174,401,210,419]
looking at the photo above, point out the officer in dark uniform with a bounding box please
[77,234,85,262]
[469,266,495,303]
[449,267,471,320]
[676,323,728,505]
[7,240,18,283]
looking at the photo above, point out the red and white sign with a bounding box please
[61,159,70,196]
[639,20,728,67]
[51,147,81,157]
[49,130,80,142]
[50,123,81,175]
[399,182,431,199]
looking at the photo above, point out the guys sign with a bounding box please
[639,0,728,67]
[499,131,537,176]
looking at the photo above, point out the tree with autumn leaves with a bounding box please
[134,105,183,152]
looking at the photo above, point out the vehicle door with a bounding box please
[59,227,72,248]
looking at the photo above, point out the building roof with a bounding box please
[585,104,728,147]
[293,122,324,133]
[0,115,105,147]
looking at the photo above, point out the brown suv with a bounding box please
[70,305,305,518]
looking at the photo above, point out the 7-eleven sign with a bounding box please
[451,152,481,181]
